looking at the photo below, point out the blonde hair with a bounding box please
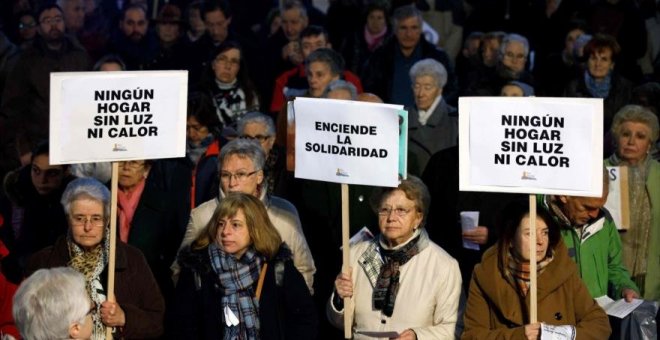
[193,193,282,259]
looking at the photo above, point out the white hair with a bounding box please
[13,267,91,340]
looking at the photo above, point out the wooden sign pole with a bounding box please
[106,162,119,339]
[341,184,353,339]
[529,194,537,324]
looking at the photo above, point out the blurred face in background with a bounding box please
[187,116,210,146]
[366,9,386,34]
[187,8,205,35]
[281,7,307,41]
[204,9,230,43]
[587,48,614,80]
[120,7,148,43]
[500,84,524,96]
[301,34,329,59]
[38,8,65,44]
[241,122,275,156]
[481,38,500,67]
[61,0,85,33]
[99,62,123,71]
[212,47,241,83]
[413,75,441,110]
[18,14,38,41]
[564,28,585,56]
[307,61,339,97]
[501,41,527,73]
[157,21,180,44]
[394,16,421,54]
[31,154,65,195]
[118,160,150,191]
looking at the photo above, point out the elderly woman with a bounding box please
[565,34,632,134]
[26,178,165,339]
[462,199,611,339]
[604,105,660,300]
[340,2,390,75]
[200,40,260,136]
[408,58,458,176]
[325,79,358,100]
[175,138,315,292]
[329,176,461,339]
[174,192,317,338]
[304,48,343,98]
[13,267,93,339]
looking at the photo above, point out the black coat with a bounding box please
[173,245,318,339]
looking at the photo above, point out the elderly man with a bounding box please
[174,138,315,293]
[108,4,158,70]
[1,3,90,142]
[57,0,85,35]
[538,174,640,301]
[361,4,458,106]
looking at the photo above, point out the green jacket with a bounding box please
[604,159,660,301]
[538,195,639,299]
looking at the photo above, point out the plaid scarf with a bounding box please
[67,228,110,340]
[372,230,424,317]
[209,243,264,340]
[506,249,554,296]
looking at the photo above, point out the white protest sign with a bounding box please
[294,97,402,187]
[605,166,629,230]
[49,71,187,164]
[459,97,603,197]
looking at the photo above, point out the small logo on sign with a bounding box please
[336,168,349,177]
[113,143,127,151]
[521,171,536,180]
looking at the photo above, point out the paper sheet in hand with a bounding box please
[354,330,399,338]
[540,324,576,340]
[460,211,480,251]
[595,295,644,318]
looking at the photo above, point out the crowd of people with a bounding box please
[0,0,659,339]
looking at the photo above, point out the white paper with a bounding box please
[540,324,576,340]
[594,295,644,318]
[460,211,480,251]
[224,306,240,326]
[459,97,603,197]
[354,330,399,338]
[294,98,402,187]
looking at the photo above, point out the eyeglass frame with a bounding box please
[239,134,272,143]
[70,215,107,227]
[377,206,416,217]
[219,170,260,182]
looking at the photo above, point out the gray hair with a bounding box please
[237,112,276,137]
[409,58,448,88]
[611,105,660,152]
[218,138,266,172]
[280,0,307,19]
[305,48,344,77]
[13,267,90,340]
[61,177,111,220]
[499,33,530,58]
[325,79,358,100]
[391,4,421,28]
[370,175,431,228]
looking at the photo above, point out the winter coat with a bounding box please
[407,99,458,176]
[26,237,165,339]
[327,230,462,339]
[462,241,611,339]
[173,245,318,339]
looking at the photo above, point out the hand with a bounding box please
[622,288,639,302]
[334,268,353,299]
[524,323,541,340]
[100,300,126,327]
[282,41,303,64]
[394,329,417,340]
[462,226,489,245]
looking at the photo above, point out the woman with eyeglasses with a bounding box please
[174,192,317,338]
[329,176,462,339]
[199,40,260,138]
[26,178,165,339]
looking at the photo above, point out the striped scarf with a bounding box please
[209,243,264,339]
[506,249,554,296]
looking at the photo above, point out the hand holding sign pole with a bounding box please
[50,71,187,339]
[459,97,603,328]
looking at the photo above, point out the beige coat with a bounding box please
[327,231,462,339]
[172,192,316,293]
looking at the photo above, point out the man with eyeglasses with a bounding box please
[1,3,91,144]
[173,138,316,293]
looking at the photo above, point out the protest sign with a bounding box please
[459,97,603,197]
[605,166,630,230]
[49,71,187,164]
[293,97,403,187]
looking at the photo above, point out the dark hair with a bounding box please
[496,199,561,270]
[93,54,126,71]
[583,34,620,62]
[120,4,147,22]
[30,140,50,162]
[632,82,660,115]
[300,25,328,42]
[187,91,220,131]
[36,3,63,19]
[206,40,259,108]
[201,0,232,20]
[304,48,344,76]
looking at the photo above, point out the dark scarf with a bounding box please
[506,249,554,296]
[373,233,422,317]
[209,243,264,340]
[186,133,215,164]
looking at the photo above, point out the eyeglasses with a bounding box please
[119,160,146,169]
[377,207,414,217]
[220,170,258,182]
[40,16,63,25]
[240,134,271,143]
[504,52,526,61]
[70,215,105,227]
[19,22,36,30]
